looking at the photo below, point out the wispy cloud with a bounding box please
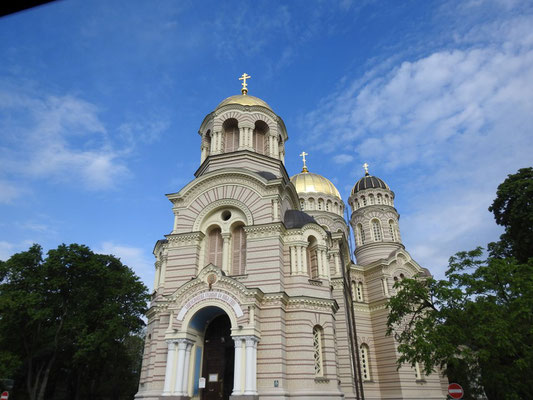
[302,9,533,276]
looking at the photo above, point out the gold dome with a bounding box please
[217,94,272,111]
[290,172,341,199]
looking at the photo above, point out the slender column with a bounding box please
[232,337,244,395]
[334,253,340,275]
[163,341,177,394]
[201,144,208,163]
[382,277,390,297]
[322,250,330,279]
[173,340,187,394]
[290,246,296,275]
[244,337,259,395]
[301,246,308,275]
[238,127,245,150]
[159,255,167,290]
[273,135,279,159]
[153,260,161,290]
[222,233,231,274]
[172,209,179,233]
[181,342,193,395]
[280,149,285,164]
[272,199,279,220]
[296,245,303,275]
[317,249,324,277]
[247,127,254,150]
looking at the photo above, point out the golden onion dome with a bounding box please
[290,171,342,199]
[216,94,273,111]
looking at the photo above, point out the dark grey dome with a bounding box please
[284,210,317,229]
[351,174,390,195]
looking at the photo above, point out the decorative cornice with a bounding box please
[165,231,205,246]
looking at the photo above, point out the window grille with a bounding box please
[360,344,371,381]
[313,326,324,376]
[372,220,382,241]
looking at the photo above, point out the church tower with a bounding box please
[135,75,448,400]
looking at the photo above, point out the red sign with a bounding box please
[448,383,464,399]
[1,391,8,400]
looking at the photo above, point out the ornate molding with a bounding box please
[165,231,205,247]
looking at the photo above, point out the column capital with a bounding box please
[166,339,178,349]
[244,336,260,347]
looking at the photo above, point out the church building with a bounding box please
[135,75,448,400]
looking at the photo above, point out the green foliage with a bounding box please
[488,167,533,262]
[0,243,149,400]
[387,167,533,400]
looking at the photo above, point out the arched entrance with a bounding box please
[201,314,234,400]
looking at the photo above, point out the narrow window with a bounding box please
[361,196,367,206]
[384,195,390,205]
[231,225,246,275]
[389,219,396,241]
[377,194,382,204]
[223,119,239,153]
[307,237,319,278]
[357,224,365,245]
[357,282,364,302]
[207,227,223,267]
[369,194,374,205]
[360,343,371,381]
[313,326,324,376]
[372,219,382,241]
[355,199,360,210]
[300,199,305,210]
[253,120,268,155]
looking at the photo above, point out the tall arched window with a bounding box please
[384,194,390,205]
[253,120,268,155]
[357,281,364,302]
[231,225,246,275]
[371,219,382,242]
[207,227,223,267]
[307,236,319,278]
[357,223,365,245]
[223,119,239,153]
[313,326,324,376]
[388,219,396,241]
[360,343,371,381]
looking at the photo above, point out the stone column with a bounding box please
[290,246,297,275]
[158,255,168,291]
[222,233,231,274]
[322,250,330,279]
[334,253,340,275]
[201,144,208,163]
[301,246,308,276]
[172,209,179,233]
[181,341,193,395]
[244,336,259,395]
[272,198,279,221]
[154,260,161,290]
[317,249,324,277]
[273,135,279,159]
[232,336,244,395]
[247,127,254,150]
[382,277,390,297]
[238,127,245,150]
[163,340,177,394]
[173,340,187,394]
[296,245,303,275]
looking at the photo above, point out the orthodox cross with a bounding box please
[239,73,251,95]
[300,151,309,173]
[363,162,369,175]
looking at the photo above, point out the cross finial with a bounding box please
[363,162,369,176]
[239,73,251,95]
[299,151,309,173]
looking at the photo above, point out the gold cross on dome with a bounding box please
[239,73,251,95]
[363,162,369,175]
[300,151,309,173]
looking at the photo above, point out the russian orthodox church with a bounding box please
[135,75,448,400]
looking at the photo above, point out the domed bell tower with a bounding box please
[348,163,403,266]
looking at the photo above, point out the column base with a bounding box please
[230,395,259,400]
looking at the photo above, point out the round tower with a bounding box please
[348,164,403,265]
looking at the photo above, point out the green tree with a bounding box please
[386,168,533,400]
[0,243,149,400]
[488,167,533,262]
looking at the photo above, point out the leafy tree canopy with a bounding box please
[0,243,149,400]
[386,168,533,400]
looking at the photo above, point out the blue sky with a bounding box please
[1,0,532,287]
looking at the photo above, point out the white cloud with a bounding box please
[303,13,533,276]
[333,154,355,165]
[0,240,36,261]
[95,241,155,289]
[0,84,135,196]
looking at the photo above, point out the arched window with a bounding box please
[313,326,324,376]
[207,227,223,267]
[389,219,396,241]
[223,119,239,153]
[318,199,324,210]
[361,196,367,206]
[357,281,364,302]
[300,199,305,210]
[308,198,315,210]
[357,223,365,245]
[307,236,319,278]
[360,343,371,381]
[384,194,390,205]
[377,194,382,204]
[326,200,332,212]
[369,194,375,205]
[371,219,382,241]
[253,120,268,155]
[355,199,360,210]
[231,225,246,275]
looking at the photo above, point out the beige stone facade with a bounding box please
[135,92,448,400]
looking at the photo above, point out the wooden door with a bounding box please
[201,314,234,400]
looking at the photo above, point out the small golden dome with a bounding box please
[290,172,341,199]
[217,94,272,111]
